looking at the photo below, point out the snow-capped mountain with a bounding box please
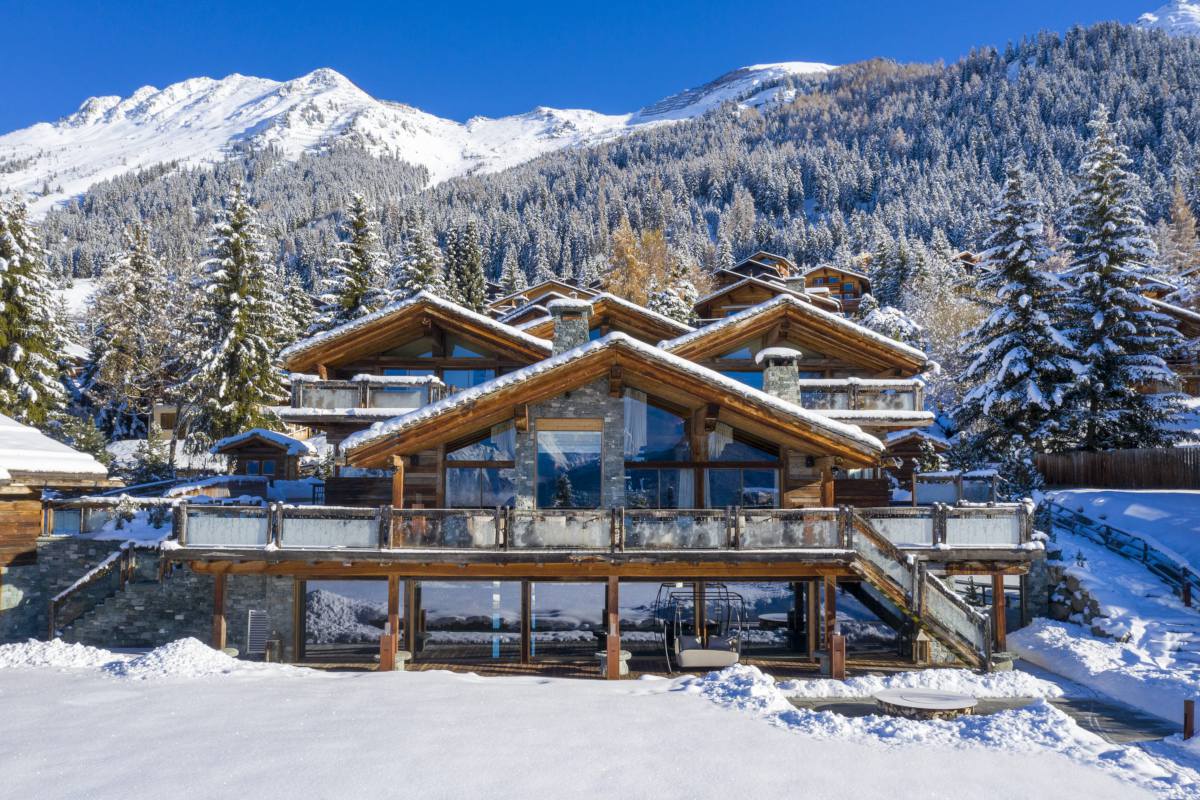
[1138,1,1200,36]
[0,62,833,217]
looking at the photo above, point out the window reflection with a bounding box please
[622,389,690,461]
[536,429,602,508]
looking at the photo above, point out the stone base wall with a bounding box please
[1045,563,1120,639]
[1,537,296,660]
[0,537,125,641]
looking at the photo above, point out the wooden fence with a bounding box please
[1036,447,1200,490]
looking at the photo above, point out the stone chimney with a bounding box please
[547,298,593,355]
[756,346,803,405]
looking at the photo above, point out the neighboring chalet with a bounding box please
[0,414,115,566]
[211,429,315,482]
[800,264,872,313]
[1152,298,1200,395]
[695,252,844,321]
[487,279,596,317]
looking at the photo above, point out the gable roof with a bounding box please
[664,294,928,375]
[279,292,552,373]
[489,279,596,311]
[519,292,695,342]
[342,332,883,468]
[693,275,841,314]
[0,414,111,486]
[801,263,872,283]
[496,291,576,324]
[210,428,317,456]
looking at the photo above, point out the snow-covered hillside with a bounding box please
[0,62,832,218]
[1139,2,1200,36]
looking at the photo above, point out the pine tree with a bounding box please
[312,193,388,332]
[0,200,67,425]
[498,248,528,295]
[954,161,1080,458]
[854,293,925,349]
[391,218,446,300]
[177,185,285,445]
[1061,109,1184,450]
[646,257,699,324]
[88,225,172,437]
[553,473,576,508]
[280,272,315,346]
[445,222,487,312]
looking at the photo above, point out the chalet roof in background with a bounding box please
[0,413,110,485]
[519,292,695,341]
[210,428,316,456]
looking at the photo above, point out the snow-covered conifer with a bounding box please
[498,248,528,295]
[445,222,487,312]
[391,218,446,300]
[954,161,1079,458]
[646,258,698,325]
[1061,109,1184,450]
[312,193,388,332]
[0,200,67,425]
[177,185,285,445]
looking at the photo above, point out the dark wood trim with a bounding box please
[606,577,620,679]
[520,580,532,665]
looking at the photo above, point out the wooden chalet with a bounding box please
[1150,298,1200,396]
[159,297,1033,678]
[0,414,116,566]
[693,275,840,322]
[210,429,315,482]
[519,292,695,345]
[800,264,872,313]
[487,278,596,316]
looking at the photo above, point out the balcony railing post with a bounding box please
[173,503,188,546]
[933,504,948,546]
[725,506,734,549]
[733,506,742,549]
[503,508,512,550]
[271,503,284,548]
[494,507,503,548]
[379,505,393,549]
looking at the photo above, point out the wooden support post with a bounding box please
[379,633,396,672]
[1185,699,1196,741]
[391,456,405,509]
[404,579,418,655]
[387,575,401,650]
[520,580,533,665]
[292,578,304,663]
[694,581,707,645]
[211,571,227,651]
[991,573,1007,652]
[806,578,820,656]
[606,576,620,680]
[830,634,847,680]
[823,576,837,647]
[792,581,804,653]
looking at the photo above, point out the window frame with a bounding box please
[534,418,605,510]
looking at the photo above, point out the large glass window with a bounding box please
[626,468,694,508]
[447,337,488,358]
[443,368,496,392]
[384,367,435,378]
[708,423,777,462]
[719,370,764,390]
[447,467,516,507]
[716,337,761,361]
[448,423,516,462]
[705,468,778,508]
[536,426,603,508]
[622,390,690,461]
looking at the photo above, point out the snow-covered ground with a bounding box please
[1011,493,1200,724]
[0,637,1194,799]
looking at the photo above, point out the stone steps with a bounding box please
[63,577,209,648]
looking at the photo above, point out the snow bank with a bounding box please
[1011,619,1197,724]
[779,668,1064,699]
[0,639,119,670]
[105,638,247,679]
[680,665,1196,798]
[1049,489,1200,572]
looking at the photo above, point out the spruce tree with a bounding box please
[391,218,446,300]
[498,248,528,295]
[954,161,1079,459]
[0,200,67,425]
[280,272,315,346]
[1062,108,1183,450]
[178,186,285,445]
[88,225,171,437]
[445,222,487,312]
[646,257,699,324]
[313,193,388,332]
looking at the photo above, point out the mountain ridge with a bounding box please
[0,62,833,218]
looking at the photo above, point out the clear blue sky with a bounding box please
[1,0,1156,132]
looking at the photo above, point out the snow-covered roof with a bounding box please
[663,294,929,365]
[0,414,110,483]
[546,297,594,313]
[693,275,808,307]
[279,291,551,364]
[885,427,951,448]
[589,292,695,333]
[268,407,408,420]
[489,278,596,309]
[210,428,316,456]
[288,372,446,387]
[343,332,884,459]
[800,263,872,282]
[496,292,574,323]
[817,410,936,426]
[795,377,924,389]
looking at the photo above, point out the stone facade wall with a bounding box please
[1,537,296,659]
[0,537,125,641]
[513,379,625,509]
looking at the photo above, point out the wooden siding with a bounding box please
[833,478,891,508]
[0,497,41,566]
[1036,448,1200,490]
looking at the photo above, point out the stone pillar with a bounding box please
[547,298,593,355]
[756,346,803,405]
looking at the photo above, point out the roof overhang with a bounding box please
[343,333,883,468]
[520,293,694,342]
[280,292,552,373]
[665,294,928,375]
